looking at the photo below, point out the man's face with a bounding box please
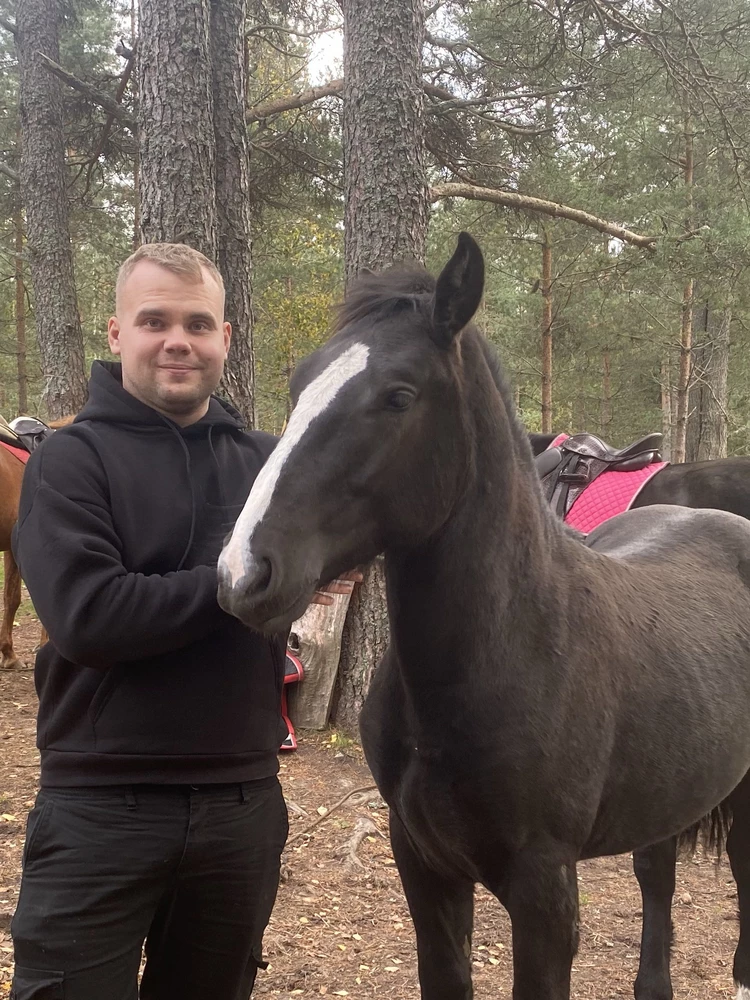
[108,261,231,425]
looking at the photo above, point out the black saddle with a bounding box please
[536,431,663,520]
[7,416,56,454]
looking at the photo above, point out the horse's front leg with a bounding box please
[0,550,23,671]
[496,846,579,1000]
[633,838,676,1000]
[390,811,475,999]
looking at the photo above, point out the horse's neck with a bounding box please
[386,352,565,683]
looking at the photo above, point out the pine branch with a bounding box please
[248,79,344,121]
[430,183,658,250]
[36,52,136,131]
[248,78,552,135]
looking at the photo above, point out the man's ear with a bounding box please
[108,316,122,356]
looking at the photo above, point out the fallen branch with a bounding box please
[285,784,379,847]
[342,815,386,869]
[36,52,136,131]
[430,182,658,250]
[285,798,309,818]
[0,162,20,184]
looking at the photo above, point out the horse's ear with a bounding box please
[431,232,485,348]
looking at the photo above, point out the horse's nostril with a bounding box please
[257,556,273,593]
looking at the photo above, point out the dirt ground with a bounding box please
[0,609,740,999]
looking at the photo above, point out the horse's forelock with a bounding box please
[334,266,436,336]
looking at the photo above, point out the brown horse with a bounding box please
[0,416,74,670]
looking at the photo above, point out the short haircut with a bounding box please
[116,243,225,308]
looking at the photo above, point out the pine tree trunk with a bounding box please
[138,0,216,257]
[15,0,87,419]
[211,0,256,426]
[131,0,141,248]
[673,117,695,464]
[333,559,389,735]
[689,303,730,462]
[14,206,28,415]
[660,356,673,463]
[684,305,705,464]
[341,0,428,278]
[541,234,553,433]
[600,350,611,435]
[696,306,730,460]
[334,0,428,734]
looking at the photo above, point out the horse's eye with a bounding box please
[386,389,415,411]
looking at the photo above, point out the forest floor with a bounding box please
[0,605,739,999]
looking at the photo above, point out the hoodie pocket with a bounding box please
[88,667,122,727]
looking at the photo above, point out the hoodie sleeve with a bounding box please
[13,431,229,668]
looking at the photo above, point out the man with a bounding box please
[11,243,357,1000]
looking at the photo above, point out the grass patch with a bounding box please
[325,728,359,753]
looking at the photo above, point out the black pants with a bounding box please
[11,780,288,1000]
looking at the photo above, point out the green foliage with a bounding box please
[3,0,750,459]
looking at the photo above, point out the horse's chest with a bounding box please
[388,747,512,882]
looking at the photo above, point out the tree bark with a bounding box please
[334,0,428,734]
[541,233,553,433]
[333,559,389,735]
[14,205,28,415]
[15,0,87,419]
[211,0,256,426]
[342,0,428,278]
[138,0,216,257]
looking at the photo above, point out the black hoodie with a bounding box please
[12,361,287,787]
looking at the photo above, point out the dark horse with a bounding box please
[217,234,750,1000]
[530,429,750,999]
[529,430,750,519]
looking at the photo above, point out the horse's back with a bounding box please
[638,456,750,518]
[586,503,750,571]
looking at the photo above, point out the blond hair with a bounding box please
[116,243,225,308]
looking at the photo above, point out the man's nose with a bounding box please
[163,327,191,351]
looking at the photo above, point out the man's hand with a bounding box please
[310,568,364,607]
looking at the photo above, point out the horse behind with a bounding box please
[0,415,73,669]
[217,234,750,1000]
[530,430,750,519]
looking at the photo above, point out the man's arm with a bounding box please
[13,434,227,668]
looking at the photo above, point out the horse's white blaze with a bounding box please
[735,984,750,1000]
[220,342,370,588]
